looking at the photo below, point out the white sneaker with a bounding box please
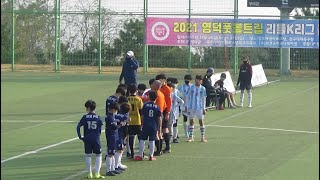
[118,164,127,169]
[239,103,243,107]
[247,104,252,108]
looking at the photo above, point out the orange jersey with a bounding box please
[160,84,172,112]
[155,90,166,112]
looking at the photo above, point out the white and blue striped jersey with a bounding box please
[170,89,184,121]
[178,84,191,100]
[186,84,207,111]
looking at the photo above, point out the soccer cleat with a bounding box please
[116,167,126,172]
[230,105,236,109]
[154,151,163,156]
[239,103,243,107]
[247,104,252,108]
[187,137,194,142]
[173,139,179,143]
[87,173,93,179]
[94,173,105,179]
[118,163,127,169]
[201,137,208,143]
[162,148,171,154]
[133,156,143,161]
[149,156,156,161]
[105,171,116,176]
[112,170,122,174]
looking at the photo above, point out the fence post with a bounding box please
[279,8,292,75]
[54,0,61,72]
[143,0,148,73]
[98,0,102,74]
[233,0,239,76]
[11,0,15,72]
[188,0,192,71]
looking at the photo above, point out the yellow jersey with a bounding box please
[128,95,143,125]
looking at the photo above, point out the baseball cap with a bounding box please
[207,67,214,73]
[127,51,134,57]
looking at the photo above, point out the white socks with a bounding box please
[248,91,252,106]
[139,140,145,157]
[173,126,178,139]
[106,156,115,172]
[94,154,102,174]
[114,153,120,169]
[183,121,188,137]
[85,154,92,174]
[240,92,244,105]
[149,141,155,157]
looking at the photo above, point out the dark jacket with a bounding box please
[203,75,215,94]
[119,57,139,86]
[237,62,252,85]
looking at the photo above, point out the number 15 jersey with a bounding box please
[127,95,143,125]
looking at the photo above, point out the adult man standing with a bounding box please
[236,56,253,108]
[119,51,139,87]
[202,68,215,107]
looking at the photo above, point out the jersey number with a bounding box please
[87,121,97,129]
[149,110,154,117]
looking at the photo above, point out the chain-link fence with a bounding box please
[1,0,319,74]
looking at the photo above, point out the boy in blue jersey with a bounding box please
[178,74,192,138]
[106,87,125,115]
[76,100,105,179]
[114,103,130,171]
[167,80,184,144]
[134,90,162,161]
[105,103,123,176]
[186,75,208,143]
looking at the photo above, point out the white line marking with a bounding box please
[1,120,76,123]
[167,155,315,161]
[1,130,105,164]
[203,124,318,134]
[64,170,87,180]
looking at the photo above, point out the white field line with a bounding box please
[1,130,104,164]
[1,120,76,123]
[1,108,104,135]
[1,84,318,179]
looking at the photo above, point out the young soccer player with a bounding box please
[155,73,172,153]
[141,79,155,102]
[214,73,238,109]
[105,103,122,176]
[134,90,162,161]
[127,84,144,158]
[137,83,147,97]
[178,74,193,138]
[106,87,125,115]
[167,80,184,143]
[186,75,208,143]
[76,100,104,179]
[114,103,131,171]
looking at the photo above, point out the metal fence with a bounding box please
[1,0,319,74]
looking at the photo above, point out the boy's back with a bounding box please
[127,95,143,125]
[78,112,103,141]
[142,102,161,129]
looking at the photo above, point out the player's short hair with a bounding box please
[167,77,178,84]
[155,73,166,80]
[149,90,158,101]
[85,100,96,111]
[220,73,226,79]
[120,103,130,113]
[127,84,137,95]
[116,87,126,96]
[118,96,128,104]
[137,83,147,91]
[195,75,203,80]
[108,102,119,111]
[149,78,156,86]
[184,74,192,80]
[118,84,127,91]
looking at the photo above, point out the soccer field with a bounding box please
[1,71,319,180]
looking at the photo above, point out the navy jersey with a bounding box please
[237,63,253,83]
[106,95,118,115]
[105,113,118,136]
[142,102,161,130]
[115,112,129,139]
[77,112,103,141]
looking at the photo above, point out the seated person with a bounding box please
[202,68,216,107]
[214,73,238,110]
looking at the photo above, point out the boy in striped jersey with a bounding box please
[178,74,192,138]
[186,75,208,143]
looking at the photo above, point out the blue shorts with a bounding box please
[240,81,252,91]
[84,139,101,154]
[107,137,116,155]
[140,128,157,141]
